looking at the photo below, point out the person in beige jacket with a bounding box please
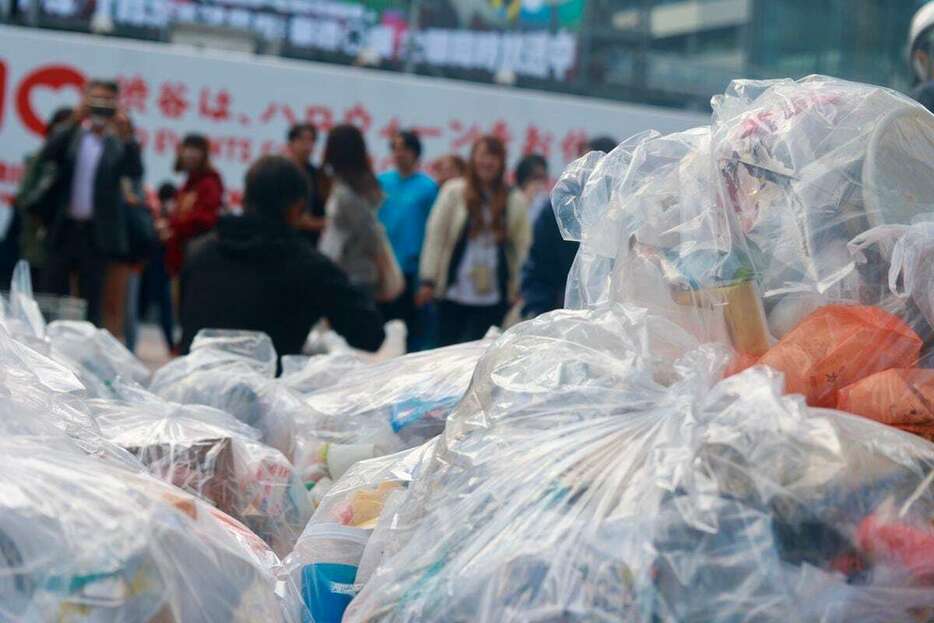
[416,135,530,345]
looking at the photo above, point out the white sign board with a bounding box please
[0,25,705,207]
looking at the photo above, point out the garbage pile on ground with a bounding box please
[3,75,934,622]
[0,265,493,619]
[0,285,307,620]
[330,76,934,621]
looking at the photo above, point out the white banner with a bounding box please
[0,25,705,208]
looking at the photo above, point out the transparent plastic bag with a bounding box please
[552,76,934,440]
[150,330,300,456]
[292,338,493,490]
[1,259,47,342]
[280,352,367,396]
[557,77,934,355]
[709,76,934,335]
[304,320,407,363]
[48,320,151,395]
[0,437,303,622]
[346,306,934,622]
[88,387,312,557]
[284,442,435,622]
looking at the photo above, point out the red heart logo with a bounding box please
[0,60,7,131]
[16,65,86,137]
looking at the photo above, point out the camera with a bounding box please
[89,104,116,119]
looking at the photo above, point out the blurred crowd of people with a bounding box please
[5,77,615,358]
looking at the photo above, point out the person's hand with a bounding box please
[178,192,196,214]
[296,214,325,232]
[415,284,434,307]
[156,218,172,243]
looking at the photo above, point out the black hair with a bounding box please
[515,154,548,189]
[86,79,119,95]
[323,124,381,202]
[392,129,422,160]
[157,182,178,202]
[588,136,617,154]
[175,133,212,173]
[181,133,210,152]
[243,155,309,222]
[287,123,318,143]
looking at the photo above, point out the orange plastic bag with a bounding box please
[757,305,922,407]
[837,368,934,440]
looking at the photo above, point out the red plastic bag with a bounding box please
[837,368,934,440]
[757,305,922,407]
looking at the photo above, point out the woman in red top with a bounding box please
[163,134,224,276]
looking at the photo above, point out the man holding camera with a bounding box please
[34,79,143,327]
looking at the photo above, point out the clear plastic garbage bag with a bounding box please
[283,442,436,622]
[292,337,493,492]
[48,320,151,396]
[304,320,408,363]
[150,330,300,456]
[551,76,934,444]
[345,306,934,623]
[709,76,934,339]
[0,437,304,622]
[152,330,277,382]
[553,133,656,311]
[279,352,367,396]
[555,77,934,363]
[88,386,312,557]
[0,259,47,344]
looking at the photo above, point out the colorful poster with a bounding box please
[34,0,588,79]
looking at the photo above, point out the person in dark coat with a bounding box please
[34,79,144,326]
[285,123,330,246]
[179,155,385,356]
[521,137,615,319]
[520,203,580,319]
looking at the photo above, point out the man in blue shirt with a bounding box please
[378,130,439,351]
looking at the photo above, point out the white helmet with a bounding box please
[910,2,934,79]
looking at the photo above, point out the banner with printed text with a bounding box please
[0,24,704,208]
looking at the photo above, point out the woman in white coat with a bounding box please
[416,135,530,345]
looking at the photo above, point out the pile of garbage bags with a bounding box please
[345,309,934,622]
[311,75,934,621]
[0,310,307,619]
[0,436,303,622]
[4,75,934,622]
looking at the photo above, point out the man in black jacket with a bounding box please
[179,155,385,356]
[35,79,143,326]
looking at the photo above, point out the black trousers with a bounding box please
[438,300,507,346]
[42,219,106,326]
[138,246,175,349]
